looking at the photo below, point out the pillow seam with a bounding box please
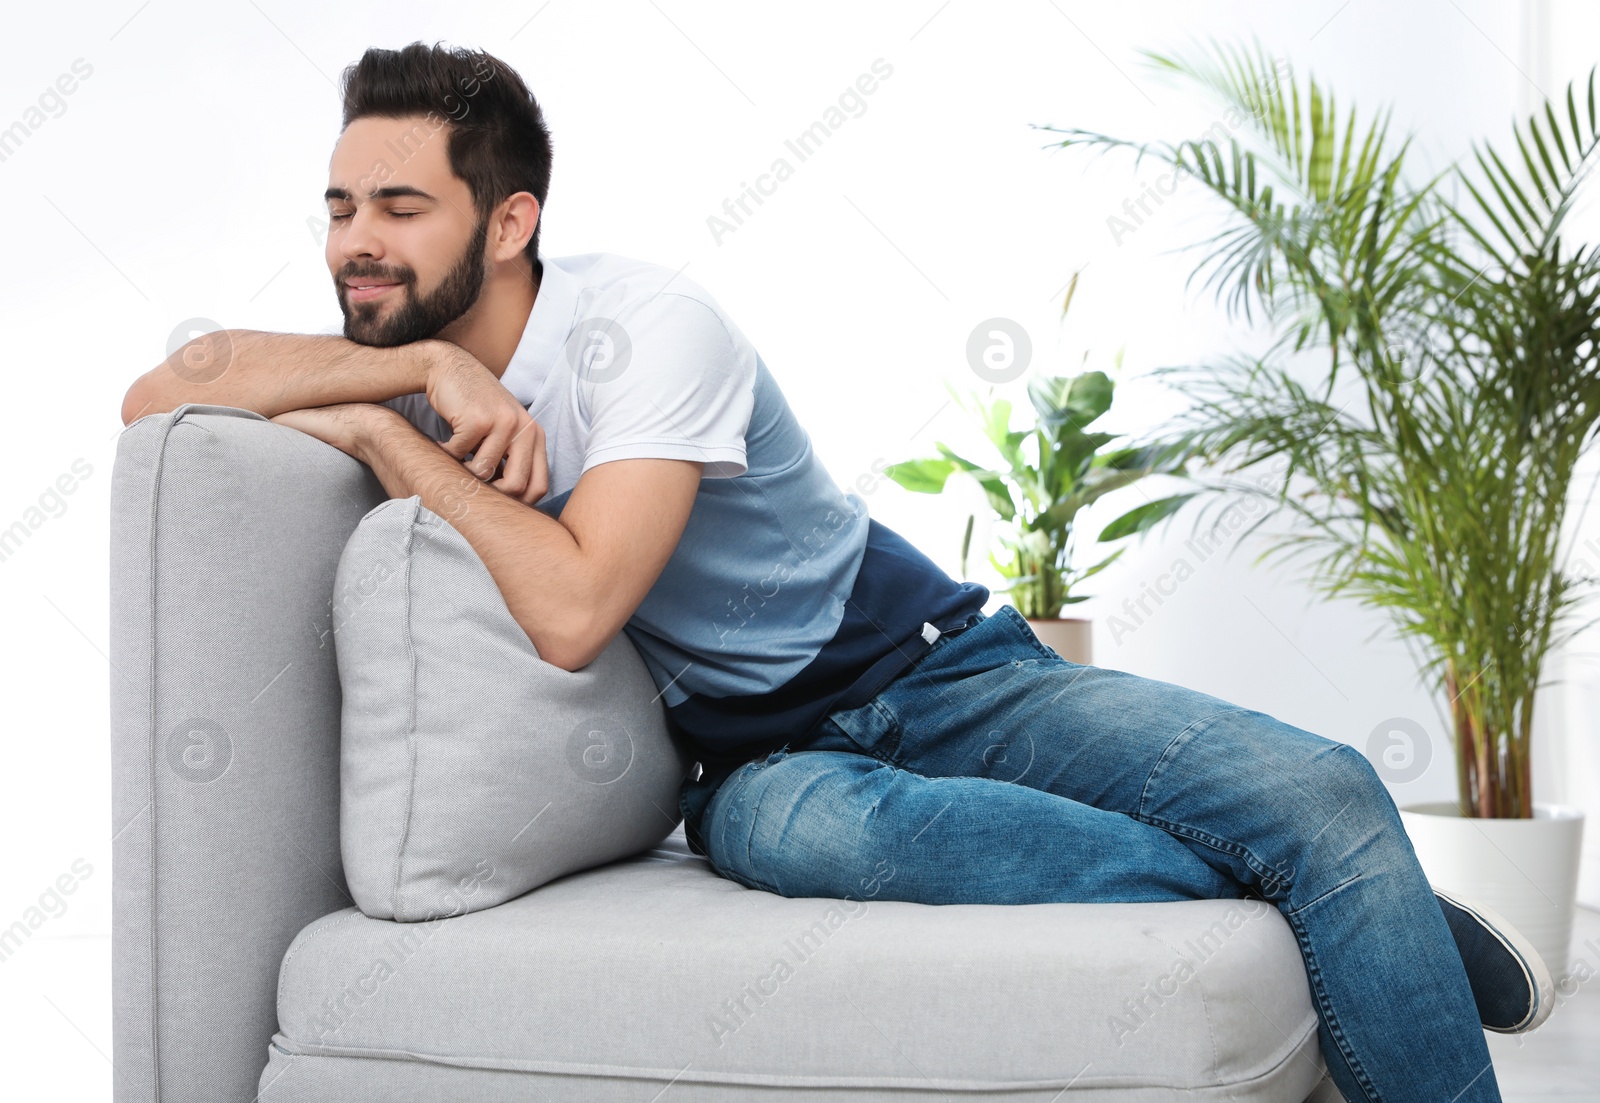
[389,503,422,915]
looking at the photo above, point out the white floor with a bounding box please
[2,910,1597,1100]
[1484,904,1600,1099]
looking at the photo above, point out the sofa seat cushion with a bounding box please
[264,825,1326,1101]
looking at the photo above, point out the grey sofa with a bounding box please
[111,404,1341,1101]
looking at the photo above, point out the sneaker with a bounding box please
[1434,888,1555,1033]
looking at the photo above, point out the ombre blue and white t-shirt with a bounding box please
[324,251,987,779]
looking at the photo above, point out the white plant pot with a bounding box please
[1025,617,1093,665]
[1398,802,1585,977]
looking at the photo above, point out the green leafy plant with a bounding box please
[1042,41,1600,818]
[885,346,1192,620]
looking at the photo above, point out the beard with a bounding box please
[337,213,491,347]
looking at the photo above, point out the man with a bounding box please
[121,42,1553,1103]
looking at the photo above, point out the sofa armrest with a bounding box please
[111,404,386,1102]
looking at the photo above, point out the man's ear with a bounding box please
[492,192,540,263]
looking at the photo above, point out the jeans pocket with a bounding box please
[817,697,903,765]
[990,603,1067,665]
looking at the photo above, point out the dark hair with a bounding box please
[338,42,552,266]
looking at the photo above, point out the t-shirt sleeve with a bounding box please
[314,320,450,444]
[379,393,451,444]
[576,295,755,479]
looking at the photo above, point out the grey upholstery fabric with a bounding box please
[260,826,1328,1101]
[112,405,1337,1103]
[112,405,381,1103]
[334,497,692,922]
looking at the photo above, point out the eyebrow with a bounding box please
[324,185,439,203]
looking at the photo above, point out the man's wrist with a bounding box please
[352,403,414,464]
[405,339,443,394]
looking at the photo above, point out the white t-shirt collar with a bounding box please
[497,257,580,408]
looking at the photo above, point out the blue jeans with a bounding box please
[697,604,1498,1103]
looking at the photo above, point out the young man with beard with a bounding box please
[121,42,1554,1103]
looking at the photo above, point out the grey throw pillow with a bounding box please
[333,495,692,922]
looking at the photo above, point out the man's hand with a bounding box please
[419,340,549,506]
[268,339,551,508]
[334,408,705,672]
[269,402,399,461]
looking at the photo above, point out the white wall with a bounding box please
[3,0,1589,958]
[1527,0,1600,907]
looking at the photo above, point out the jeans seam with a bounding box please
[1285,869,1366,916]
[741,766,762,881]
[1282,907,1382,1103]
[997,604,1061,664]
[1137,815,1290,895]
[713,854,779,895]
[1136,709,1240,821]
[1127,823,1379,1101]
[1139,712,1380,1101]
[729,865,781,894]
[1136,710,1298,895]
[705,764,782,894]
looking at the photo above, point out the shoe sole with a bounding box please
[1435,887,1555,1033]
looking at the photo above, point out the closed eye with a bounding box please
[329,211,421,221]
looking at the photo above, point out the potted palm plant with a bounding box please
[1045,43,1595,974]
[884,353,1191,664]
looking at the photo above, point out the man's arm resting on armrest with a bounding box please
[120,330,432,427]
[355,408,702,672]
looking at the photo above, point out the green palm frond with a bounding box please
[1037,39,1446,385]
[1050,42,1600,818]
[1454,68,1600,265]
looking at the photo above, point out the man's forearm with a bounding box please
[121,330,431,426]
[359,411,594,670]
